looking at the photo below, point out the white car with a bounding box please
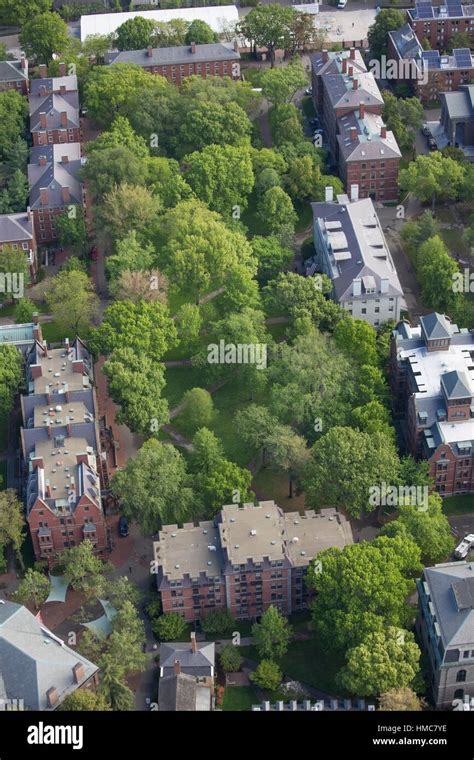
[338,0,348,8]
[454,534,474,559]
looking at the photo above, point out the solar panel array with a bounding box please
[454,48,473,68]
[446,0,464,16]
[415,1,434,18]
[421,50,441,68]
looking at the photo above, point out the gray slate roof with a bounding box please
[441,369,472,400]
[0,600,98,710]
[160,640,215,678]
[0,212,33,244]
[423,562,474,648]
[105,42,239,67]
[420,312,452,340]
[158,672,211,711]
[441,86,474,120]
[337,109,401,161]
[28,143,83,209]
[311,196,404,302]
[0,59,27,83]
[29,91,80,132]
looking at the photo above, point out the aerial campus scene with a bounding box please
[0,0,473,752]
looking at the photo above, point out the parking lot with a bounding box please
[315,7,377,44]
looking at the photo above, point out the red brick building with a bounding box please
[407,2,474,50]
[21,337,107,562]
[27,142,84,243]
[154,502,353,622]
[390,312,474,497]
[388,24,474,104]
[0,56,28,94]
[0,209,38,278]
[105,41,241,86]
[29,67,81,147]
[311,48,401,201]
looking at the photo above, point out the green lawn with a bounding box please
[440,227,469,259]
[240,637,347,696]
[0,461,7,490]
[252,467,306,513]
[162,365,207,411]
[204,618,254,641]
[221,685,259,711]
[42,320,74,344]
[442,494,474,516]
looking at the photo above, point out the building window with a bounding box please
[456,670,467,683]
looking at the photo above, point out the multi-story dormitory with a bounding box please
[19,335,108,562]
[154,501,353,622]
[311,48,401,202]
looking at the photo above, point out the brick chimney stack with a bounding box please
[190,41,196,54]
[61,154,69,164]
[353,78,359,90]
[72,663,85,684]
[62,186,70,204]
[350,126,357,142]
[39,155,47,166]
[60,111,67,127]
[348,66,353,77]
[174,659,181,675]
[39,187,49,205]
[58,62,66,76]
[39,112,47,129]
[380,125,387,139]
[20,55,27,70]
[342,58,347,73]
[322,49,329,62]
[349,47,355,60]
[359,102,365,118]
[59,84,66,95]
[147,46,153,58]
[39,64,47,78]
[191,631,197,654]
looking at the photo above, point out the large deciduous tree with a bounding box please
[19,12,69,63]
[183,144,254,218]
[238,4,296,67]
[90,300,177,360]
[46,270,99,336]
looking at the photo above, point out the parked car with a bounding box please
[454,534,474,559]
[421,125,431,137]
[118,516,129,537]
[338,0,348,7]
[428,137,437,151]
[305,87,312,96]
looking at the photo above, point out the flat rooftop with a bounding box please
[219,502,287,565]
[32,347,91,395]
[284,509,353,567]
[155,521,222,581]
[33,436,96,502]
[33,401,93,429]
[400,343,474,398]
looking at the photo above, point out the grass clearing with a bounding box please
[442,494,474,516]
[440,227,469,259]
[252,467,306,512]
[221,685,259,711]
[163,365,207,411]
[42,320,75,344]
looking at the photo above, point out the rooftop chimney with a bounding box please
[58,61,66,76]
[350,184,359,202]
[191,631,197,654]
[60,111,67,127]
[62,186,70,204]
[147,45,153,58]
[380,125,387,139]
[359,101,365,118]
[39,187,49,205]
[353,78,359,90]
[72,662,85,684]
[190,41,196,54]
[349,47,355,60]
[233,39,239,53]
[348,66,353,77]
[325,185,334,202]
[61,154,69,164]
[39,155,47,167]
[59,84,66,95]
[39,64,47,78]
[381,277,389,294]
[322,49,329,62]
[46,687,58,708]
[174,659,181,675]
[342,58,347,73]
[350,126,357,141]
[39,112,47,129]
[20,55,27,71]
[27,205,32,221]
[353,278,362,296]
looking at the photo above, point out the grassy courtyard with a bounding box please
[221,685,259,711]
[442,494,474,516]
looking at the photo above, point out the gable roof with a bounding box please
[420,312,452,341]
[0,212,34,244]
[441,369,472,400]
[30,75,78,97]
[0,600,98,710]
[423,562,474,648]
[0,59,27,83]
[160,640,215,677]
[158,672,211,711]
[28,143,83,209]
[389,23,423,60]
[29,91,80,132]
[337,110,401,161]
[105,42,239,68]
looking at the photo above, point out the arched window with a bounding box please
[456,670,466,683]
